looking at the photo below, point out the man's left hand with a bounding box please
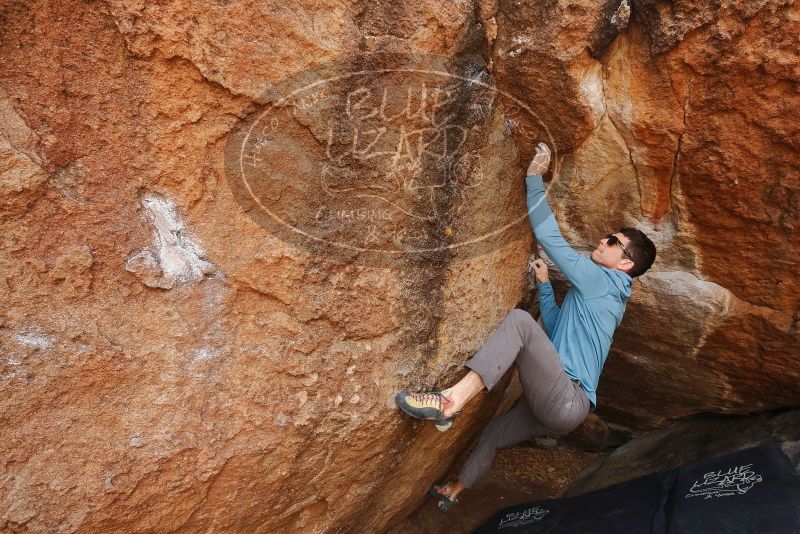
[528,256,549,283]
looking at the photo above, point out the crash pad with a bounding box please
[476,442,800,534]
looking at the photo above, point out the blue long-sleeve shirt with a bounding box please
[526,174,633,409]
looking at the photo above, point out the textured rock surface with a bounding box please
[0,2,526,532]
[0,0,798,532]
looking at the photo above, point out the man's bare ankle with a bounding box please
[442,392,461,417]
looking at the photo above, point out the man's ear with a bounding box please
[618,258,635,273]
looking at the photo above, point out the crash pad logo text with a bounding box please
[498,505,549,529]
[685,463,763,500]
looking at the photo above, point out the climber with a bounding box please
[394,141,657,512]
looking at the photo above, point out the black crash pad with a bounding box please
[475,442,800,534]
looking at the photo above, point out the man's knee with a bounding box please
[506,308,534,326]
[506,308,537,334]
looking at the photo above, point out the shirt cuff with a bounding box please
[525,173,544,192]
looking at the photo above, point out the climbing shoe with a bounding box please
[394,387,459,432]
[429,482,459,512]
[433,415,457,432]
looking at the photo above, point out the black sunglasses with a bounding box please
[606,234,632,260]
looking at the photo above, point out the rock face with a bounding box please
[0,1,798,533]
[1,2,526,533]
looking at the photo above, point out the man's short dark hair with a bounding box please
[619,227,656,278]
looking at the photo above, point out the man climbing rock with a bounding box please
[395,142,657,512]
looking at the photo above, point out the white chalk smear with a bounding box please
[125,194,217,289]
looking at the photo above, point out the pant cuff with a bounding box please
[457,473,475,490]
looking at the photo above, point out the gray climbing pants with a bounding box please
[457,308,591,489]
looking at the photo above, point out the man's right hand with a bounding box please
[526,142,551,177]
[528,256,549,283]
